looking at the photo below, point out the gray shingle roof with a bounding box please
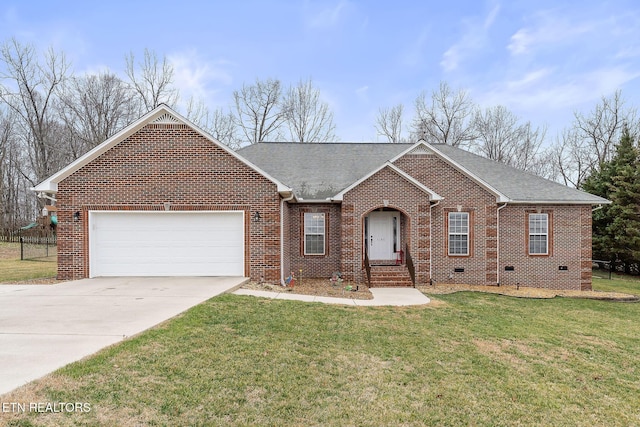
[433,144,610,204]
[238,143,409,199]
[237,142,609,204]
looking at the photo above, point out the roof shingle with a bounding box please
[237,142,609,204]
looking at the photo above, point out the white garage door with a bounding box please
[89,211,244,277]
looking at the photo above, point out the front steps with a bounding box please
[369,265,413,287]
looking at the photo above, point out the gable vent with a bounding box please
[408,145,434,155]
[151,113,181,124]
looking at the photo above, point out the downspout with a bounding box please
[496,202,508,286]
[429,199,441,284]
[280,192,295,286]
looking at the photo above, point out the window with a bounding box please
[528,213,548,255]
[304,212,325,255]
[448,212,469,256]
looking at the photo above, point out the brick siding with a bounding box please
[499,205,592,290]
[340,165,432,285]
[56,123,281,282]
[286,203,342,280]
[56,125,593,290]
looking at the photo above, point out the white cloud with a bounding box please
[476,66,640,114]
[507,12,594,56]
[440,3,501,72]
[306,0,351,29]
[615,45,640,59]
[401,28,430,67]
[505,68,553,90]
[355,85,369,102]
[168,49,233,105]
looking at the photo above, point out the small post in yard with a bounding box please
[20,237,24,260]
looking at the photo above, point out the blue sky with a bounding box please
[1,0,640,143]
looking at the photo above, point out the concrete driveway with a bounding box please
[0,277,246,396]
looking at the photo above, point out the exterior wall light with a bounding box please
[73,211,81,221]
[253,211,261,222]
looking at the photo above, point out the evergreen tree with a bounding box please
[583,127,640,272]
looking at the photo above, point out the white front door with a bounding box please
[367,211,399,260]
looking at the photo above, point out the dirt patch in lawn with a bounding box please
[242,278,374,300]
[1,277,60,285]
[418,283,639,301]
[0,243,19,259]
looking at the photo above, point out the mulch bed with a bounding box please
[418,283,639,301]
[242,280,638,302]
[242,278,374,300]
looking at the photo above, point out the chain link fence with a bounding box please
[20,236,57,261]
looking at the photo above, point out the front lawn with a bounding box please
[2,289,639,426]
[0,242,56,283]
[592,270,640,296]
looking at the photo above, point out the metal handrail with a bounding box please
[364,243,371,286]
[405,243,416,287]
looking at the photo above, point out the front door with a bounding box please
[367,211,399,260]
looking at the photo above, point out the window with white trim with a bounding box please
[528,213,548,255]
[448,212,469,256]
[304,212,325,255]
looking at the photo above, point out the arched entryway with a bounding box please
[363,207,413,286]
[365,209,401,263]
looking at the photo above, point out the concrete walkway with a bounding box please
[233,287,431,306]
[0,277,246,396]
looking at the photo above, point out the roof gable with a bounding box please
[391,141,509,202]
[333,162,443,201]
[33,105,291,194]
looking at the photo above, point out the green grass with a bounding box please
[0,242,56,282]
[592,269,640,296]
[3,290,639,426]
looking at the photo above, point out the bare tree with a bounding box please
[550,129,593,188]
[471,105,520,163]
[471,105,546,172]
[375,104,405,143]
[512,121,547,172]
[551,90,639,187]
[125,49,179,113]
[0,106,37,229]
[282,79,336,142]
[186,97,241,149]
[0,38,70,183]
[411,81,475,147]
[0,107,13,228]
[233,78,284,143]
[574,90,638,168]
[57,71,138,157]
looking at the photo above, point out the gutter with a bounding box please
[35,192,57,203]
[592,204,604,213]
[429,199,441,284]
[280,191,296,286]
[496,202,508,285]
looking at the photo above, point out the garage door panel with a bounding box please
[90,212,245,277]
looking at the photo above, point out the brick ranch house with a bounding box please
[34,105,609,290]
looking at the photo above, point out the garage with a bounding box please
[89,211,245,277]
